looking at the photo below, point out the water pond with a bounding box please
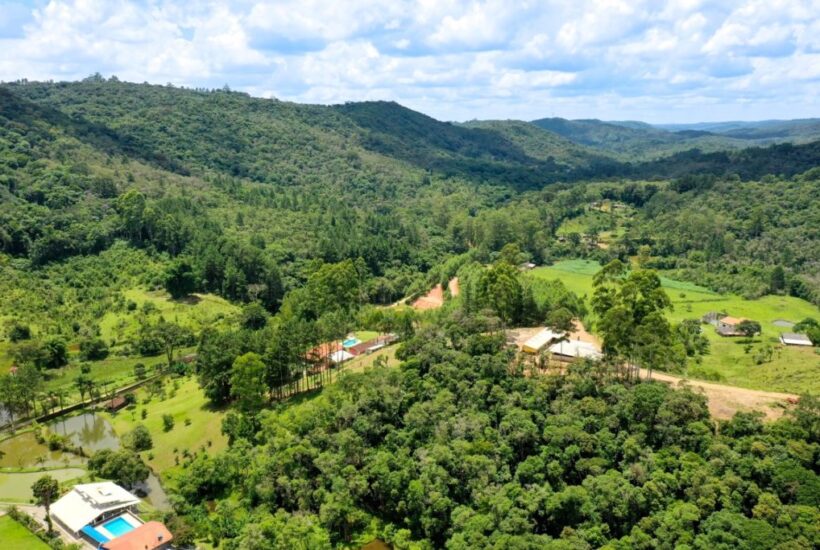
[0,412,171,510]
[48,412,120,453]
[0,431,84,469]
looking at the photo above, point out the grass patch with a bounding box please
[104,377,228,479]
[99,288,237,346]
[528,260,820,394]
[0,515,50,549]
[0,468,86,503]
[352,330,380,343]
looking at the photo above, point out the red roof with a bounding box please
[307,341,342,361]
[101,522,172,550]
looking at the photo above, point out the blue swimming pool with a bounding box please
[342,337,360,348]
[103,516,136,538]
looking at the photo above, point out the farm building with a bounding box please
[716,316,749,336]
[780,333,813,347]
[105,395,128,412]
[347,334,399,356]
[701,312,724,325]
[549,339,603,360]
[521,328,565,354]
[329,350,355,364]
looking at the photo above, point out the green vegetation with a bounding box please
[0,469,85,503]
[0,515,50,549]
[105,377,228,474]
[169,307,820,548]
[529,260,819,393]
[0,79,818,547]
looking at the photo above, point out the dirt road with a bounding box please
[639,369,797,421]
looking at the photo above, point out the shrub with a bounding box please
[162,414,175,432]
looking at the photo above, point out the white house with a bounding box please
[50,482,141,537]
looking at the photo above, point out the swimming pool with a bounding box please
[103,516,136,538]
[342,337,360,348]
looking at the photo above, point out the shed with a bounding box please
[101,521,173,550]
[329,350,355,364]
[780,333,813,347]
[548,340,603,360]
[522,328,565,354]
[716,316,750,336]
[105,395,128,412]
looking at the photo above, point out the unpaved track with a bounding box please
[639,369,797,421]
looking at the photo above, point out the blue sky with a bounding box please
[1,0,819,123]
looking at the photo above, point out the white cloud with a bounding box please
[0,0,817,122]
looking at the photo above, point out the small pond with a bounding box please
[48,412,120,453]
[0,411,171,511]
[0,431,84,469]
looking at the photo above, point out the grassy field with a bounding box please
[528,260,820,394]
[0,515,50,549]
[99,288,238,345]
[104,377,229,477]
[1,286,238,377]
[0,468,87,503]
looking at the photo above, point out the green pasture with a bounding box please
[104,377,228,477]
[528,260,820,394]
[0,516,50,549]
[99,288,238,345]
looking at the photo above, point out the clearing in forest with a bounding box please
[528,260,819,394]
[411,277,460,310]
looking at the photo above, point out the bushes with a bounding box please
[123,424,152,451]
[79,337,109,361]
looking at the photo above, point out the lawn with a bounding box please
[0,515,49,549]
[352,330,380,343]
[99,288,238,346]
[104,377,229,477]
[340,344,401,376]
[0,468,86,503]
[528,260,820,394]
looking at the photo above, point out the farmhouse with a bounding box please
[521,328,565,354]
[715,316,749,336]
[780,333,813,347]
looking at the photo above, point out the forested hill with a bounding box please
[1,80,624,190]
[4,79,820,189]
[531,116,820,160]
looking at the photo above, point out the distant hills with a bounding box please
[2,79,819,191]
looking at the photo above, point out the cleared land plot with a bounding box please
[0,515,50,549]
[99,288,238,345]
[528,260,819,394]
[104,377,228,477]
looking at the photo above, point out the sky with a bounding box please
[1,0,819,123]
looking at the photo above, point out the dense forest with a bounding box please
[0,78,818,549]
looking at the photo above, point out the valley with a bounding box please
[0,79,817,549]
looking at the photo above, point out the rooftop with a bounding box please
[102,521,173,550]
[51,482,140,533]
